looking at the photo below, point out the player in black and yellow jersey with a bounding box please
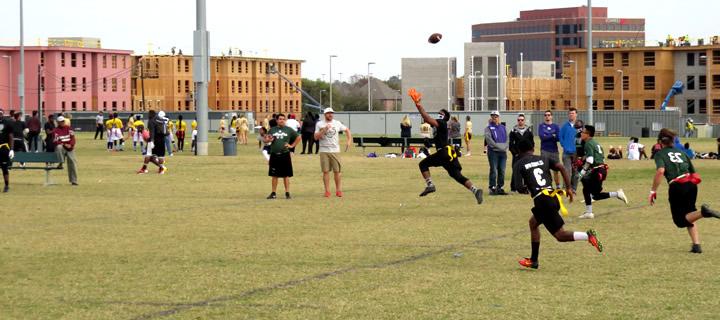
[408,88,483,204]
[577,125,628,219]
[650,128,720,253]
[0,109,15,192]
[512,139,603,269]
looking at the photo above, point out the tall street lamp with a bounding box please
[1,55,11,109]
[568,60,578,108]
[319,89,326,108]
[329,55,337,109]
[616,69,624,110]
[367,62,375,112]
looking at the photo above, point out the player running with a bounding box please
[408,88,483,204]
[577,125,628,219]
[650,128,720,253]
[512,139,603,269]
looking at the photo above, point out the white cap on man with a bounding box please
[158,111,166,118]
[56,115,65,122]
[490,111,500,116]
[323,107,335,114]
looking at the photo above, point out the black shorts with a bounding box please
[581,166,607,194]
[269,152,293,177]
[152,137,166,157]
[0,147,9,167]
[419,147,463,173]
[668,182,698,228]
[465,132,472,141]
[531,194,565,234]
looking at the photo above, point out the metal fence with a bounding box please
[64,110,717,138]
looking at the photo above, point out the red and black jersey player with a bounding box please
[511,138,603,269]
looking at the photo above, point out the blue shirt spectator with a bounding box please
[538,122,560,153]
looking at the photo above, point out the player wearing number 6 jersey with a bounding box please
[512,139,603,269]
[650,128,720,253]
[577,125,628,219]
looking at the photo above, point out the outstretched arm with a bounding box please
[650,167,665,205]
[408,88,438,128]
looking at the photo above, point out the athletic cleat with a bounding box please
[578,212,595,219]
[285,192,291,199]
[701,204,720,219]
[324,191,331,198]
[617,189,629,204]
[266,192,277,199]
[136,168,148,174]
[587,229,603,252]
[158,167,167,175]
[474,188,484,204]
[419,185,436,197]
[3,185,8,193]
[518,257,538,269]
[336,191,343,197]
[690,244,703,254]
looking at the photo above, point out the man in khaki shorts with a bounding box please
[314,107,352,197]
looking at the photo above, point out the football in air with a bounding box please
[428,33,442,44]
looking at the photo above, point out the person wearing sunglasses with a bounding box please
[509,113,534,193]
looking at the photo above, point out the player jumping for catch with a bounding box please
[650,128,720,253]
[408,88,483,204]
[512,139,603,269]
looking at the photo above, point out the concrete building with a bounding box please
[517,61,556,79]
[463,43,506,111]
[401,57,457,112]
[132,54,304,120]
[0,39,133,115]
[563,43,720,123]
[472,6,645,78]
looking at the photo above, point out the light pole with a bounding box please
[338,72,343,83]
[329,55,337,109]
[367,62,375,112]
[19,0,25,116]
[193,0,210,156]
[520,52,524,111]
[616,69,624,110]
[568,60,578,108]
[586,0,594,124]
[319,89,326,108]
[1,55,10,109]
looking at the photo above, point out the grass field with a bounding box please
[2,133,720,319]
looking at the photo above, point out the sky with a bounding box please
[0,0,717,81]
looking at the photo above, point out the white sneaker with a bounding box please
[617,189,628,204]
[578,212,595,219]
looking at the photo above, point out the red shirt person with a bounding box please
[52,116,78,185]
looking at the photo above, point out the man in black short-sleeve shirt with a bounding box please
[407,88,483,205]
[511,139,603,269]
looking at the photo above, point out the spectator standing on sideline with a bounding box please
[265,114,301,199]
[0,109,15,192]
[238,115,249,145]
[286,114,301,153]
[26,111,41,152]
[94,111,104,140]
[131,115,145,152]
[52,116,78,186]
[315,107,352,197]
[400,115,412,154]
[300,111,317,154]
[685,119,695,138]
[175,115,187,152]
[509,113,534,192]
[464,116,473,156]
[11,113,27,168]
[191,119,198,153]
[559,107,579,191]
[449,116,461,142]
[485,111,509,195]
[538,110,561,188]
[420,119,432,147]
[44,114,56,152]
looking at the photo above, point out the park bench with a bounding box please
[353,137,462,152]
[10,152,63,186]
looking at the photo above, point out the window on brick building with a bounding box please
[644,100,655,110]
[61,53,66,67]
[621,52,629,66]
[61,77,66,91]
[111,78,117,92]
[699,75,707,90]
[699,99,707,114]
[643,52,655,66]
[82,53,86,67]
[687,99,696,114]
[71,77,77,91]
[603,53,613,67]
[644,76,655,90]
[112,55,117,69]
[603,76,614,90]
[71,53,77,67]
